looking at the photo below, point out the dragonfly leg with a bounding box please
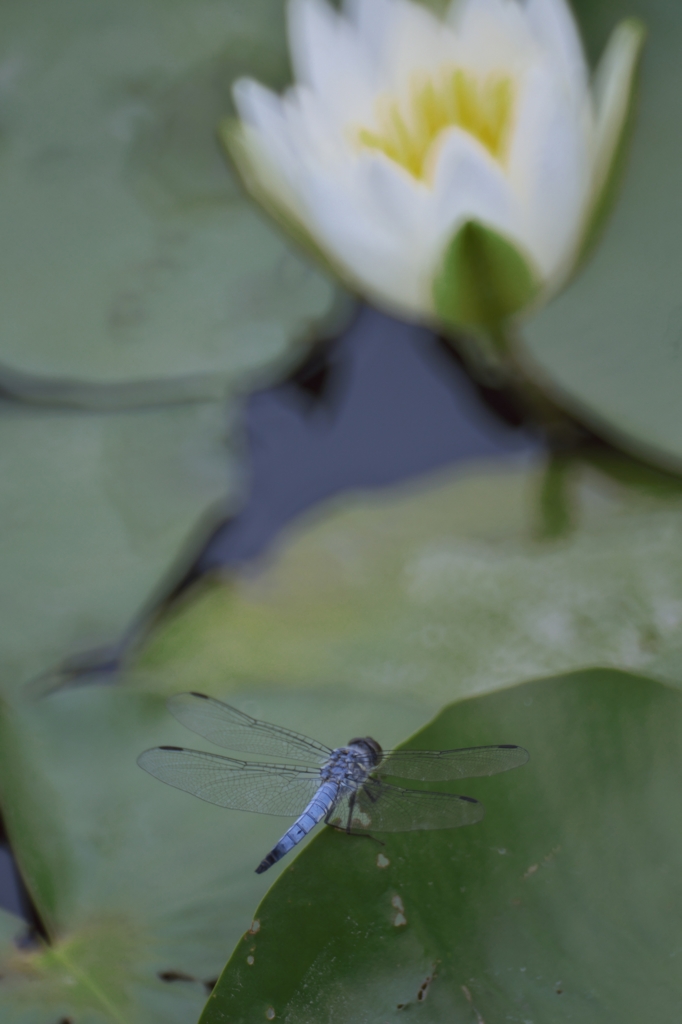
[362,782,380,804]
[345,791,357,834]
[323,795,384,844]
[346,831,385,846]
[325,820,386,847]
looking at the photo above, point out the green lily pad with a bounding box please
[137,455,682,705]
[201,667,682,1023]
[0,399,234,690]
[0,0,345,407]
[0,681,429,1022]
[521,0,682,469]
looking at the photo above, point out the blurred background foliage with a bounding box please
[0,0,348,407]
[139,456,682,703]
[0,0,681,1021]
[523,0,682,468]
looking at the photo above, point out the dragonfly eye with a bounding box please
[347,736,382,765]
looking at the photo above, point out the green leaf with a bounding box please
[0,400,234,691]
[0,682,428,1022]
[0,0,348,407]
[433,220,539,350]
[521,0,682,469]
[0,688,239,1023]
[200,668,682,1023]
[137,456,682,706]
[0,701,75,933]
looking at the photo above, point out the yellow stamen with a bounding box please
[357,67,515,180]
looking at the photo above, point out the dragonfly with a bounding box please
[137,692,529,874]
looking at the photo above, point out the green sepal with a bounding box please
[432,219,539,352]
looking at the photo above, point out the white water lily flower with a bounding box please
[225,0,644,341]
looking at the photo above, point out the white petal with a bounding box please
[297,156,433,314]
[449,0,539,75]
[235,76,345,183]
[232,79,306,213]
[506,62,592,279]
[233,124,311,232]
[283,86,351,169]
[373,0,464,90]
[288,0,342,88]
[353,154,431,242]
[524,0,589,93]
[233,81,289,174]
[287,0,375,122]
[591,18,645,197]
[431,127,519,251]
[344,0,403,67]
[233,77,288,143]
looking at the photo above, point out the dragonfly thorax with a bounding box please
[319,737,382,787]
[347,736,382,764]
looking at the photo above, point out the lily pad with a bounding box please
[521,0,682,469]
[201,667,682,1023]
[137,455,682,704]
[0,681,429,1022]
[0,0,345,407]
[0,399,234,690]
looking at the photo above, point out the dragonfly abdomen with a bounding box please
[255,780,339,874]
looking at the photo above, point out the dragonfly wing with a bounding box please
[138,746,322,816]
[166,692,332,763]
[326,779,484,833]
[377,745,529,781]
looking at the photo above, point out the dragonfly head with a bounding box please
[347,736,382,766]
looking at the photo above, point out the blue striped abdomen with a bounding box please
[255,781,339,874]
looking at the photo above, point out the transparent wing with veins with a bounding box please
[327,778,485,833]
[137,747,322,817]
[166,692,332,763]
[377,744,529,780]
